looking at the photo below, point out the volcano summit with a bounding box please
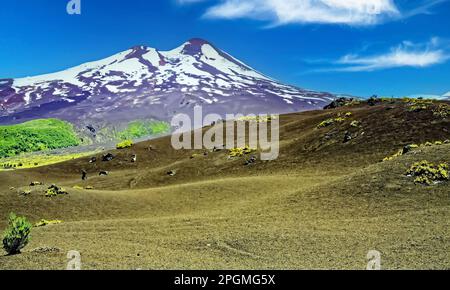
[0,38,334,128]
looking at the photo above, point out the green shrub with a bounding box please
[229,146,255,157]
[317,112,352,129]
[406,161,449,185]
[383,149,403,161]
[45,184,68,197]
[116,140,133,149]
[317,118,335,128]
[406,99,433,112]
[2,213,32,255]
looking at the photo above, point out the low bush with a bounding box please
[406,160,449,185]
[433,103,450,118]
[34,219,62,227]
[383,141,447,161]
[317,112,352,129]
[317,118,335,128]
[2,213,32,255]
[116,140,133,149]
[229,146,255,158]
[45,184,68,197]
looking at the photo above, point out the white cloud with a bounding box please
[204,0,400,26]
[330,38,449,72]
[179,0,447,26]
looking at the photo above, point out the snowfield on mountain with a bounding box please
[0,38,334,127]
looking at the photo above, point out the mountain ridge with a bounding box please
[0,38,334,130]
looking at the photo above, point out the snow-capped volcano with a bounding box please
[0,38,334,126]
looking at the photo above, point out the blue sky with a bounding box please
[0,0,449,97]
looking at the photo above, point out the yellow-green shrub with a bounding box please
[45,185,68,197]
[2,213,32,255]
[34,219,62,227]
[228,146,255,157]
[433,103,450,118]
[317,118,335,128]
[406,161,449,185]
[116,140,133,149]
[317,112,352,129]
[406,99,433,112]
[383,144,420,161]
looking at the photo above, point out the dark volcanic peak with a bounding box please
[181,38,213,57]
[0,39,334,125]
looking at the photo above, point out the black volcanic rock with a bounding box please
[324,97,357,109]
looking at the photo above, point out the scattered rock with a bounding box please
[131,154,137,163]
[343,131,352,143]
[213,146,224,152]
[244,155,257,166]
[324,97,359,109]
[102,153,115,162]
[30,181,43,186]
[99,171,109,176]
[367,96,381,106]
[167,170,177,176]
[89,157,97,163]
[31,247,61,254]
[402,144,419,155]
[86,125,96,133]
[20,190,31,196]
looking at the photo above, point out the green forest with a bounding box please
[0,119,80,158]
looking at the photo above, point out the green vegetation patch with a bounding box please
[433,103,450,118]
[317,112,352,129]
[45,185,68,197]
[229,146,255,158]
[0,151,97,171]
[383,141,449,162]
[0,119,80,158]
[406,160,449,185]
[34,219,62,228]
[116,139,133,149]
[238,116,277,123]
[117,120,170,140]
